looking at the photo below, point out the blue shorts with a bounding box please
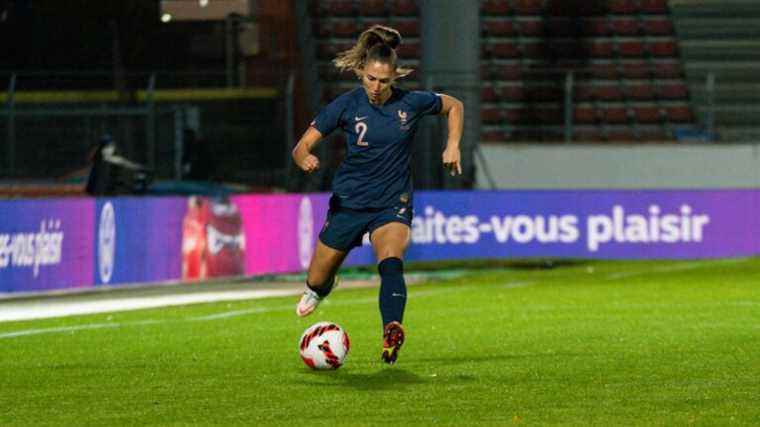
[319,196,413,252]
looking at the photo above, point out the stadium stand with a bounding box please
[480,0,695,142]
[309,0,695,142]
[670,0,760,141]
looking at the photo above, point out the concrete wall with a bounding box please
[476,144,760,189]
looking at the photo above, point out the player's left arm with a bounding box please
[438,93,464,176]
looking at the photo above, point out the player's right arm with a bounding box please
[292,126,324,174]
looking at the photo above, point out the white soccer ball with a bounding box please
[299,321,350,370]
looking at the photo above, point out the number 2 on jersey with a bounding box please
[355,122,369,146]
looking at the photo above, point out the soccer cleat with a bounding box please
[296,277,339,317]
[381,321,405,365]
[296,288,322,317]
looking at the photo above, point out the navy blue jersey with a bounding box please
[311,87,442,209]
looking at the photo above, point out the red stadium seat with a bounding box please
[513,0,543,15]
[312,21,331,38]
[590,63,620,80]
[394,19,420,37]
[332,21,359,38]
[626,84,656,100]
[482,63,522,81]
[395,42,421,58]
[603,107,629,124]
[323,0,355,16]
[528,86,562,102]
[521,42,547,59]
[619,41,646,57]
[621,61,652,79]
[638,128,668,141]
[639,0,668,14]
[519,19,545,37]
[389,0,418,16]
[644,20,674,36]
[653,62,682,79]
[658,83,689,99]
[501,86,526,101]
[633,106,662,123]
[612,19,640,36]
[358,0,387,16]
[574,107,597,124]
[587,40,614,58]
[481,86,499,103]
[573,85,595,102]
[582,19,611,36]
[594,85,624,101]
[483,41,520,58]
[482,19,516,36]
[481,0,512,15]
[482,107,507,124]
[609,0,638,14]
[666,106,694,123]
[651,41,677,57]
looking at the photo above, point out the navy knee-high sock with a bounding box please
[307,276,335,298]
[378,257,406,326]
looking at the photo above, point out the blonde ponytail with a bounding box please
[333,25,413,78]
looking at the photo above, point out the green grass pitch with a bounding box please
[1,259,759,426]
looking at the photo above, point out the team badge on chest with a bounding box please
[398,110,409,130]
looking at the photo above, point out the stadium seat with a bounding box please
[650,40,677,57]
[393,19,420,37]
[482,107,507,124]
[633,106,662,123]
[590,63,620,80]
[481,0,512,15]
[609,0,638,14]
[626,83,656,100]
[639,0,668,14]
[482,63,522,81]
[652,62,682,79]
[501,85,526,101]
[323,0,355,16]
[586,40,614,58]
[358,0,387,16]
[621,61,652,79]
[395,42,421,58]
[332,21,359,38]
[389,0,418,16]
[603,107,629,124]
[582,19,611,36]
[594,85,624,101]
[619,41,646,57]
[513,0,543,15]
[657,83,689,100]
[666,106,694,123]
[643,19,674,36]
[521,42,547,59]
[574,128,604,142]
[519,19,545,37]
[482,19,515,37]
[637,128,668,141]
[483,41,520,59]
[574,107,597,124]
[612,19,640,36]
[545,19,577,37]
[481,86,498,103]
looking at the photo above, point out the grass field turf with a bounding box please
[1,259,759,426]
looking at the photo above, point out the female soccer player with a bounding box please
[292,25,463,364]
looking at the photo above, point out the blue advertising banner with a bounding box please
[94,197,186,286]
[0,198,94,293]
[342,190,760,265]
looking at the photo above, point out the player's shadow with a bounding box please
[301,367,426,390]
[300,366,480,390]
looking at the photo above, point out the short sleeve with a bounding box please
[412,91,443,116]
[311,96,347,136]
